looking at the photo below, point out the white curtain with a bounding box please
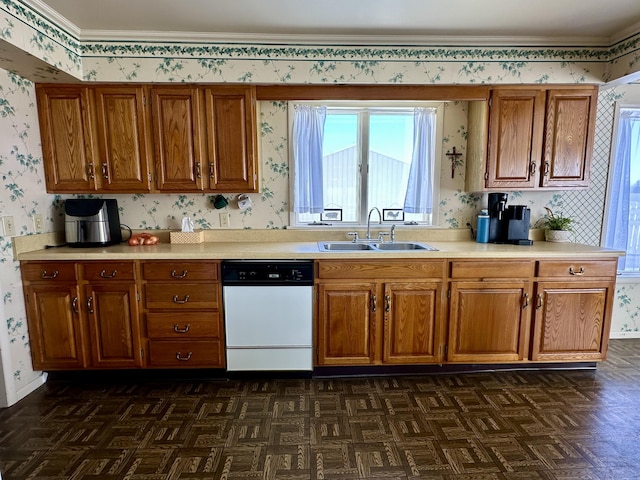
[403,108,436,214]
[605,108,640,270]
[293,105,327,214]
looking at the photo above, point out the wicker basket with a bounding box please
[170,230,205,244]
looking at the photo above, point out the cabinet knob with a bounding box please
[172,294,190,304]
[175,352,192,361]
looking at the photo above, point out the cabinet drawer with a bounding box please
[145,283,220,309]
[142,261,218,281]
[146,312,221,339]
[536,259,617,278]
[82,262,136,281]
[318,260,445,279]
[21,262,77,282]
[450,260,534,279]
[147,340,224,367]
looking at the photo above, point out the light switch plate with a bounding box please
[220,213,231,228]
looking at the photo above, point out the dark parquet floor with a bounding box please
[2,339,640,479]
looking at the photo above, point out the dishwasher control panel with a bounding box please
[221,260,314,285]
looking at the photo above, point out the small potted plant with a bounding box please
[540,207,575,242]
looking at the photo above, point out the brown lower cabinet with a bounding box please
[21,256,617,371]
[316,260,447,366]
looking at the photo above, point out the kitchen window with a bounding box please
[289,101,443,226]
[603,104,640,273]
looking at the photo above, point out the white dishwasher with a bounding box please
[221,260,314,371]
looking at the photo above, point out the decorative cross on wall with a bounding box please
[446,147,463,178]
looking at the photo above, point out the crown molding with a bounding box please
[20,0,80,37]
[77,29,613,48]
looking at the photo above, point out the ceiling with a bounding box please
[29,0,640,46]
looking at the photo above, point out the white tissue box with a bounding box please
[170,230,204,244]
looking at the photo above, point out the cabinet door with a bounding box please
[541,89,597,188]
[85,283,142,368]
[383,282,443,364]
[448,281,532,362]
[486,89,545,189]
[204,86,258,192]
[24,284,86,370]
[36,86,98,192]
[94,86,151,192]
[531,281,613,361]
[316,282,377,365]
[151,87,204,191]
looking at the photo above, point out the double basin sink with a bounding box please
[318,241,437,252]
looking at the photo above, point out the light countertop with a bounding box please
[15,229,624,261]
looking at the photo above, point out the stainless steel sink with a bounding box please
[372,242,437,251]
[318,241,375,251]
[318,241,437,252]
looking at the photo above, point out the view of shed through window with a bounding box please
[290,102,442,227]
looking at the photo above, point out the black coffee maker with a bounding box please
[487,193,533,245]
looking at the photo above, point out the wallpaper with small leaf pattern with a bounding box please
[0,0,640,406]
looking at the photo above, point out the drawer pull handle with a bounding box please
[523,293,529,309]
[569,267,585,276]
[87,296,94,314]
[384,294,391,313]
[171,269,188,278]
[195,161,202,179]
[99,269,117,278]
[371,294,377,313]
[176,352,192,361]
[209,161,215,179]
[41,270,59,279]
[87,162,95,179]
[536,293,543,310]
[72,296,79,314]
[529,161,537,175]
[101,162,109,180]
[173,294,190,304]
[173,324,191,333]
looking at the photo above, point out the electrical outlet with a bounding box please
[32,213,44,233]
[1,216,15,236]
[220,212,231,228]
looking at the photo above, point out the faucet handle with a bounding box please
[377,232,390,242]
[347,231,359,243]
[390,224,396,242]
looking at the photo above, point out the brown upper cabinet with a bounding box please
[36,84,259,193]
[466,86,597,191]
[36,85,99,192]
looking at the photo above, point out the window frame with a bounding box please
[288,100,444,228]
[603,102,640,276]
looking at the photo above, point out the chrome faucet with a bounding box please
[366,207,382,240]
[390,224,396,243]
